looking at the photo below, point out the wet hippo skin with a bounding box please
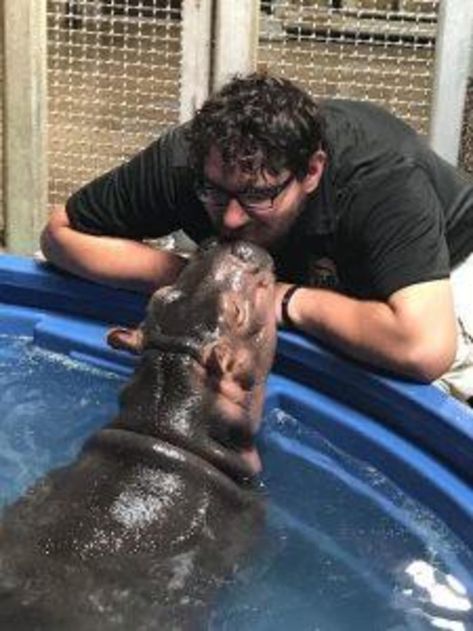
[0,240,277,630]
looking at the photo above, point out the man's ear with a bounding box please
[302,149,326,194]
[203,340,255,390]
[106,327,144,354]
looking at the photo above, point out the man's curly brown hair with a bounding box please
[188,73,326,181]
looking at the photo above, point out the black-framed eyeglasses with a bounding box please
[195,173,295,215]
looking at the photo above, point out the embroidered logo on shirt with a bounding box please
[308,257,340,290]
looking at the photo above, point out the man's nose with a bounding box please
[221,198,251,230]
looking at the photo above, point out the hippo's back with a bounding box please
[0,429,264,630]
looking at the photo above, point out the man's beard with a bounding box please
[219,224,278,249]
[217,215,299,250]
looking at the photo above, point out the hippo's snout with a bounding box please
[139,240,276,367]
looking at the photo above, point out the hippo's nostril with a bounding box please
[231,241,268,272]
[230,241,274,276]
[231,241,256,262]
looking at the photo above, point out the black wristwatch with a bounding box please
[281,284,302,328]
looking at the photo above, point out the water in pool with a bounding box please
[1,334,472,630]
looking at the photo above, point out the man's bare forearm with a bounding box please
[276,280,456,381]
[40,207,187,293]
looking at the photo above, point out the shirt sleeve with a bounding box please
[65,125,194,240]
[338,164,450,299]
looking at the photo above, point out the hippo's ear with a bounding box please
[106,327,144,354]
[203,340,255,390]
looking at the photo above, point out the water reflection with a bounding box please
[397,559,472,630]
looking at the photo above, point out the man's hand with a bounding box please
[41,206,188,293]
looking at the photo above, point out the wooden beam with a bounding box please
[429,0,473,165]
[3,0,48,254]
[180,0,214,122]
[213,0,259,91]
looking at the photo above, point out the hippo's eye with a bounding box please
[221,293,248,331]
[233,302,246,328]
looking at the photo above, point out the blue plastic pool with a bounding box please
[1,254,472,629]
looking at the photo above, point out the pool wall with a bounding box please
[1,254,472,545]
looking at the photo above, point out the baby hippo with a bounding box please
[0,240,277,631]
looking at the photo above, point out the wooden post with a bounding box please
[212,0,259,91]
[429,0,473,165]
[180,0,213,122]
[3,0,48,254]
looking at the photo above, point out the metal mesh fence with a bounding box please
[258,0,439,136]
[1,1,472,241]
[47,0,182,209]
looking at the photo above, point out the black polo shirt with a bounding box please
[66,100,473,299]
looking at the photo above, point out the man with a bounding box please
[41,73,473,403]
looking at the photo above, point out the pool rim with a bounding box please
[0,252,472,545]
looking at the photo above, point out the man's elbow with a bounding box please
[403,335,457,383]
[40,206,69,264]
[39,223,54,262]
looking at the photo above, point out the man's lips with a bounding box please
[220,228,247,241]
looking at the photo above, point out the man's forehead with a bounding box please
[204,146,286,188]
[204,146,255,183]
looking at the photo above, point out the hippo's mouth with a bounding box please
[200,238,275,277]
